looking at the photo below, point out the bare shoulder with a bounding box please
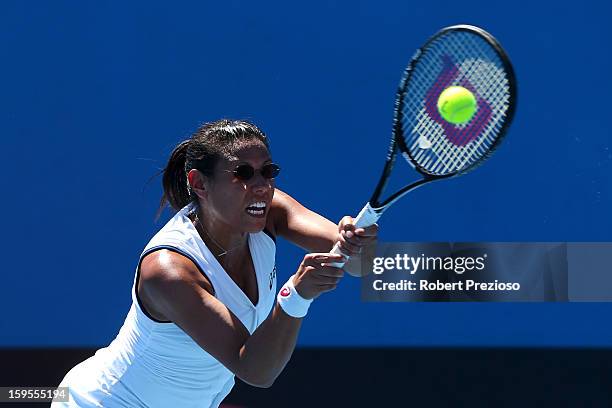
[138,249,215,321]
[268,188,297,232]
[271,188,295,208]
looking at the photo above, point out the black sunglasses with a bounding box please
[223,163,281,181]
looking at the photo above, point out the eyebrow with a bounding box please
[229,158,273,165]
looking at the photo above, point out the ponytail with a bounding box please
[157,140,193,218]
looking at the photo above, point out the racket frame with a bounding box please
[330,25,517,269]
[369,24,517,216]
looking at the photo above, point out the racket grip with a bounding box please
[327,202,381,268]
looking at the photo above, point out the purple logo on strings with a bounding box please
[423,55,493,147]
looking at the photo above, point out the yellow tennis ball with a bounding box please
[437,86,477,124]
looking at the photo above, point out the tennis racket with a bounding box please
[330,24,517,272]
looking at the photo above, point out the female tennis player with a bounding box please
[52,119,377,407]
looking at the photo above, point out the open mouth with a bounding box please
[245,201,267,217]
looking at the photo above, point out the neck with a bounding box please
[193,210,247,257]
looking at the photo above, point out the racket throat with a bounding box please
[353,202,384,228]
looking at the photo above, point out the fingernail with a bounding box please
[346,231,354,238]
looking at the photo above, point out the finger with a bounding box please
[348,234,376,246]
[295,265,316,279]
[314,266,345,279]
[302,272,341,288]
[316,283,339,293]
[338,243,360,257]
[338,232,362,255]
[355,224,379,237]
[344,229,356,239]
[304,253,346,262]
[303,253,345,267]
[341,223,357,234]
[342,231,370,245]
[314,274,343,286]
[311,275,342,286]
[350,235,376,246]
[338,216,355,231]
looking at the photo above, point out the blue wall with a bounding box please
[1,1,611,347]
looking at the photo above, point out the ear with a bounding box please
[187,169,209,200]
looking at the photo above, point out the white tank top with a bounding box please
[53,203,277,408]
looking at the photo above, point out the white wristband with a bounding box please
[277,276,313,318]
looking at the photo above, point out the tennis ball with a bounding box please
[437,86,477,124]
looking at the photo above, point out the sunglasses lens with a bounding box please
[232,163,280,180]
[234,165,255,180]
[261,164,280,179]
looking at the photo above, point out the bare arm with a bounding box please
[270,188,378,276]
[139,249,343,388]
[269,188,337,252]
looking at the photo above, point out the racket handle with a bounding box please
[328,202,381,268]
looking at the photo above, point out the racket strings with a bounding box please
[406,52,454,172]
[448,61,508,171]
[419,39,507,172]
[406,51,467,173]
[420,35,505,171]
[400,30,512,175]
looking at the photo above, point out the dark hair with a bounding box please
[157,119,270,217]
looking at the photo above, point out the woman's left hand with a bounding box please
[336,216,378,258]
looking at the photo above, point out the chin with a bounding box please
[243,215,267,233]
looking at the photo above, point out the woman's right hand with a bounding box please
[291,253,345,300]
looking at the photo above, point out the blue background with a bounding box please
[1,1,611,347]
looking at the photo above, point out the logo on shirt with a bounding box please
[269,265,276,290]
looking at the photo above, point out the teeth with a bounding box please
[247,201,266,209]
[246,201,266,216]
